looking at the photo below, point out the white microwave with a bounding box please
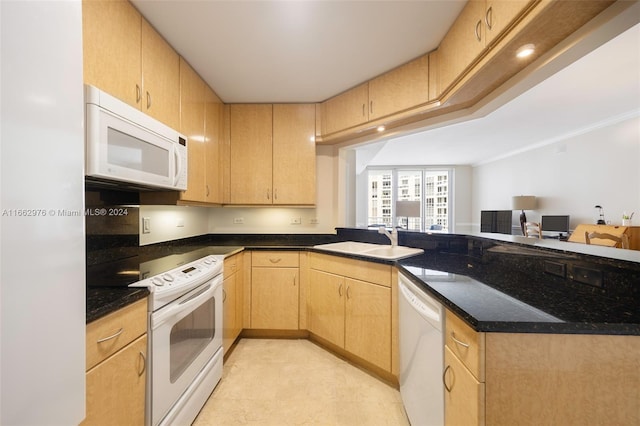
[85,85,187,191]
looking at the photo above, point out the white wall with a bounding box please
[472,114,640,231]
[139,205,211,245]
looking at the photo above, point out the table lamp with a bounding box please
[512,195,536,236]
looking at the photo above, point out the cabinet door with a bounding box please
[309,269,345,348]
[444,346,485,426]
[321,83,369,135]
[82,335,147,426]
[437,0,486,94]
[484,0,534,45]
[229,104,273,204]
[272,104,316,205]
[223,272,237,354]
[368,55,430,120]
[204,86,223,203]
[344,278,391,371]
[179,59,206,202]
[82,0,141,109]
[251,267,299,329]
[141,18,180,130]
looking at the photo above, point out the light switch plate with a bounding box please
[142,217,151,234]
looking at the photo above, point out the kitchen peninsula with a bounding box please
[87,227,639,425]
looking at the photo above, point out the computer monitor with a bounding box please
[541,215,570,235]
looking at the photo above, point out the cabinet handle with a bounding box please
[369,100,373,115]
[268,258,282,264]
[485,6,493,30]
[443,365,453,392]
[222,289,227,302]
[362,103,366,117]
[274,188,278,200]
[96,328,123,343]
[346,286,351,299]
[266,189,270,200]
[475,19,482,42]
[206,185,210,197]
[293,276,296,287]
[136,85,141,103]
[138,351,146,377]
[338,284,343,297]
[451,331,470,348]
[146,91,152,109]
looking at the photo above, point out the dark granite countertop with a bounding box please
[86,231,639,335]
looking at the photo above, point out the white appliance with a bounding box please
[1,1,86,424]
[131,255,224,426]
[398,272,444,426]
[85,84,188,191]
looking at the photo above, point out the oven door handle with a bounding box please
[151,280,219,330]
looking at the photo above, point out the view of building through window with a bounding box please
[367,168,450,232]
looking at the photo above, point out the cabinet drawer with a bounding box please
[445,310,485,381]
[309,252,391,287]
[252,251,299,268]
[86,298,147,370]
[224,253,242,275]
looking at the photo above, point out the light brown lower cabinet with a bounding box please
[444,309,640,425]
[308,253,392,372]
[223,253,244,355]
[82,298,148,426]
[83,335,147,426]
[250,251,300,330]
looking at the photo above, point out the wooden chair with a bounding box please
[524,222,542,238]
[584,231,629,249]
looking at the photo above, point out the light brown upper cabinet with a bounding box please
[204,86,224,204]
[229,104,316,205]
[272,104,316,205]
[82,0,180,130]
[320,83,369,136]
[437,0,534,96]
[368,55,430,121]
[229,104,274,205]
[320,54,431,137]
[179,59,206,203]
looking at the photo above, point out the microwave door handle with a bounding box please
[173,148,181,186]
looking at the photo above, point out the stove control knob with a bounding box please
[162,273,174,282]
[151,277,164,287]
[204,257,216,265]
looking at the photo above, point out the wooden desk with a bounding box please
[568,224,640,250]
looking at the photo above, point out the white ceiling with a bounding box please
[131,0,466,103]
[132,1,639,165]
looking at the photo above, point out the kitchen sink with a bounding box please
[313,241,424,260]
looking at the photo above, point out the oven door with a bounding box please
[150,274,223,425]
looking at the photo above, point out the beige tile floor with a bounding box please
[193,338,410,426]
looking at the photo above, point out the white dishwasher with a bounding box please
[398,272,444,426]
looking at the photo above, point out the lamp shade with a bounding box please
[512,195,536,210]
[396,200,421,217]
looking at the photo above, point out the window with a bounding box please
[366,168,452,232]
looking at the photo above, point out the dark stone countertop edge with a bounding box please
[86,287,149,324]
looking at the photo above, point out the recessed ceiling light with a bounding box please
[516,43,535,58]
[377,125,386,132]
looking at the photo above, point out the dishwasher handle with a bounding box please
[399,275,442,328]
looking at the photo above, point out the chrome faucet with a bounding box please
[378,226,398,247]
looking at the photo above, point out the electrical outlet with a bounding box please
[142,217,151,234]
[233,217,244,224]
[309,218,319,224]
[176,218,184,227]
[290,217,302,225]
